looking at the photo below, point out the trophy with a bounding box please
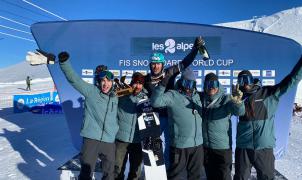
[114,76,133,97]
[198,37,210,60]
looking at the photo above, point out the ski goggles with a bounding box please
[237,74,254,86]
[181,79,196,89]
[204,80,219,90]
[96,70,114,81]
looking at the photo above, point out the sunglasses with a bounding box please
[97,70,114,81]
[238,74,253,86]
[204,80,219,90]
[181,79,196,89]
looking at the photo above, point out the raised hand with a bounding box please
[231,84,243,104]
[26,49,55,65]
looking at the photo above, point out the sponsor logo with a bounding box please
[204,70,216,76]
[17,98,25,110]
[233,70,242,77]
[164,39,176,53]
[233,79,238,85]
[262,79,275,86]
[125,78,132,84]
[262,70,275,77]
[135,70,148,75]
[218,79,231,86]
[131,36,221,55]
[196,78,202,85]
[82,69,93,76]
[54,94,60,103]
[110,70,120,77]
[224,87,231,94]
[82,78,94,84]
[193,70,202,77]
[218,70,231,76]
[122,70,134,77]
[152,38,194,54]
[249,70,261,77]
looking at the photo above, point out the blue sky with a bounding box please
[0,0,301,68]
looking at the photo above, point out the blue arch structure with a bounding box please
[31,20,301,159]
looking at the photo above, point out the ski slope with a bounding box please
[218,7,302,105]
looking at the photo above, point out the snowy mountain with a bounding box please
[218,7,302,105]
[0,61,50,83]
[218,7,302,45]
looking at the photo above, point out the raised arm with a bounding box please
[273,55,302,98]
[164,36,206,78]
[58,52,94,97]
[150,85,173,108]
[229,84,245,116]
[180,37,203,69]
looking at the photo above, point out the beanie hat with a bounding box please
[238,70,253,78]
[131,72,145,85]
[204,73,218,82]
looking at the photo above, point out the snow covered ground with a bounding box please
[275,116,302,180]
[0,112,77,180]
[0,79,78,180]
[1,6,302,180]
[1,80,302,179]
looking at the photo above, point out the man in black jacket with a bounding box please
[234,55,302,180]
[144,37,205,168]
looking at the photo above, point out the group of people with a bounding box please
[54,36,302,180]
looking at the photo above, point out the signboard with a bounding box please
[31,20,301,158]
[13,92,61,113]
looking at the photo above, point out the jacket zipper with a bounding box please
[101,96,111,139]
[129,98,136,142]
[252,121,255,149]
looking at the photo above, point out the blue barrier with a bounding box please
[13,91,62,114]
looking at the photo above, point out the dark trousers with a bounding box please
[114,140,143,180]
[204,148,232,180]
[26,84,31,91]
[160,116,170,168]
[79,138,115,180]
[168,145,204,180]
[234,148,275,180]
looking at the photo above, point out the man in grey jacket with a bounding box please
[114,72,147,180]
[58,52,119,180]
[200,73,245,180]
[151,68,203,180]
[144,37,205,168]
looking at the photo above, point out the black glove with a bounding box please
[58,52,69,63]
[36,49,56,64]
[193,36,205,49]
